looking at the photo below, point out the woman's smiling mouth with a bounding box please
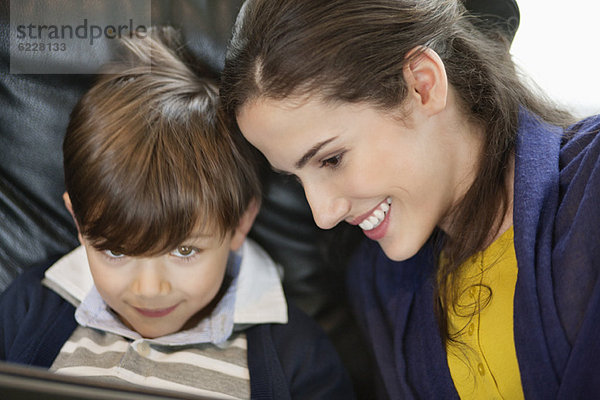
[349,197,392,241]
[358,197,392,230]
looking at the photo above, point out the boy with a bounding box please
[0,28,353,399]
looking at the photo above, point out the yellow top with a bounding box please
[446,227,524,400]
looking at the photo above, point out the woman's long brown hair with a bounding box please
[221,0,574,345]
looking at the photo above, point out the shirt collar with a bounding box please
[44,238,288,345]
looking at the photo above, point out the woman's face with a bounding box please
[237,96,477,261]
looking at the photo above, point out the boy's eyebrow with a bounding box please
[294,137,337,169]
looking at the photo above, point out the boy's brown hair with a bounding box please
[63,27,260,256]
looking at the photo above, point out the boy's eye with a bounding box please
[104,249,125,258]
[171,246,198,258]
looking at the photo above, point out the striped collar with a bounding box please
[44,238,288,345]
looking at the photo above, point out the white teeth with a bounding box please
[360,220,374,230]
[358,198,392,231]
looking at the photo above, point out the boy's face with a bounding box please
[81,232,237,339]
[64,193,258,339]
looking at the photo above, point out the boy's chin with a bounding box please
[134,323,183,339]
[118,314,182,339]
[114,302,217,339]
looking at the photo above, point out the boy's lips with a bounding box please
[134,303,179,318]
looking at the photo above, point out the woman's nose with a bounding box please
[131,261,171,297]
[303,181,350,230]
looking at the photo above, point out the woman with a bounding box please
[220,0,600,398]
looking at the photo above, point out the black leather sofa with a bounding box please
[0,1,519,398]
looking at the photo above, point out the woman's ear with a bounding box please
[229,198,261,251]
[63,192,84,244]
[402,46,448,116]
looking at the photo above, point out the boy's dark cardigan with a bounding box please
[0,261,355,400]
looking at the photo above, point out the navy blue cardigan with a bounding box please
[348,112,600,399]
[0,262,355,400]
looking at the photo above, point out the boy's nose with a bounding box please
[131,262,171,297]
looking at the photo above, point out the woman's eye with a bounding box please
[104,249,125,259]
[320,153,344,168]
[171,246,198,258]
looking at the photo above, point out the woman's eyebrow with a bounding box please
[294,137,337,169]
